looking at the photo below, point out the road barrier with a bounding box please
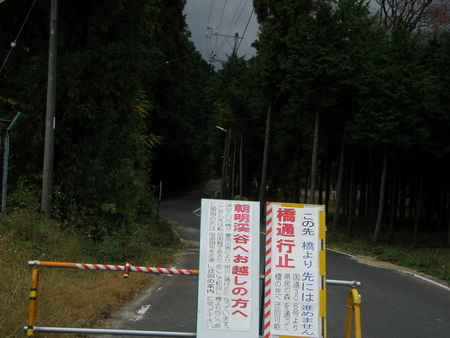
[27,260,199,277]
[25,260,361,337]
[345,287,362,338]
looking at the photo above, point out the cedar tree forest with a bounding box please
[1,0,450,246]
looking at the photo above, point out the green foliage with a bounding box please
[1,0,216,227]
[422,31,450,158]
[328,227,450,284]
[141,1,216,195]
[3,181,179,264]
[83,218,180,264]
[349,24,434,152]
[208,53,267,198]
[2,0,450,259]
[250,0,450,246]
[0,195,179,337]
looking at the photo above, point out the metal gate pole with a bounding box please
[26,266,39,337]
[344,287,362,338]
[25,326,197,336]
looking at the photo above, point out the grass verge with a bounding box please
[0,209,180,337]
[327,226,450,285]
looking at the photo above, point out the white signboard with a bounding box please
[263,202,326,338]
[197,199,260,338]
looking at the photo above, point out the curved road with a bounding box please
[99,180,450,337]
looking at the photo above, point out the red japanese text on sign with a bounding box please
[198,200,260,337]
[265,203,325,338]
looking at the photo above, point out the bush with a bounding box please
[0,202,180,336]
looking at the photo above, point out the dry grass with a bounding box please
[0,210,175,337]
[26,270,154,337]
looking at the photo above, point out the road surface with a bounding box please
[98,180,450,337]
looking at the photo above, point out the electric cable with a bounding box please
[156,52,197,66]
[216,0,247,56]
[236,8,254,55]
[205,0,254,64]
[0,0,38,75]
[224,0,247,39]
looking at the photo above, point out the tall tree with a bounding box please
[375,0,450,34]
[280,0,355,205]
[210,52,264,200]
[252,0,315,213]
[1,1,215,226]
[148,0,214,195]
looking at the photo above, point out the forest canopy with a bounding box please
[1,0,450,246]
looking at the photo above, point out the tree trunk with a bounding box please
[408,172,417,230]
[398,164,407,228]
[358,164,367,219]
[259,100,273,218]
[373,149,388,245]
[325,159,331,220]
[291,152,300,203]
[414,163,425,245]
[436,174,446,230]
[332,135,346,233]
[219,129,230,199]
[224,128,232,199]
[347,149,356,235]
[310,105,320,204]
[318,161,325,205]
[448,197,450,247]
[231,136,237,199]
[389,158,398,241]
[446,176,450,247]
[368,149,377,222]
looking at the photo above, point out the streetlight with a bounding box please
[216,126,227,133]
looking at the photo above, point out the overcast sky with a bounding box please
[183,0,259,66]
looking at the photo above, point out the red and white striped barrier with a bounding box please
[28,261,199,276]
[263,202,273,338]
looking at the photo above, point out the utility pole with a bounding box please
[208,31,242,63]
[41,0,58,216]
[216,126,228,199]
[233,32,239,54]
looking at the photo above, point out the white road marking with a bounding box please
[326,247,355,257]
[136,304,151,315]
[129,304,152,321]
[404,271,450,291]
[192,189,220,216]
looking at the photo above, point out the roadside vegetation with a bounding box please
[328,227,450,285]
[1,0,450,335]
[268,193,450,286]
[1,191,448,337]
[0,188,180,337]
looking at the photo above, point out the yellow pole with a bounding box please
[344,287,362,338]
[27,267,39,337]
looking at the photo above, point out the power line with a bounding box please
[206,0,253,64]
[216,0,228,36]
[207,0,216,26]
[156,52,197,66]
[0,0,38,75]
[216,0,247,56]
[236,8,254,55]
[224,0,248,39]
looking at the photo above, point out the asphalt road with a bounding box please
[98,180,450,338]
